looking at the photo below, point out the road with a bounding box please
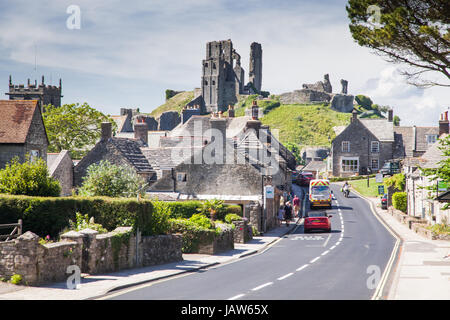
[106,184,397,300]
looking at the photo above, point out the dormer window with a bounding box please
[426,135,438,144]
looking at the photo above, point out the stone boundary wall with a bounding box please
[232,219,252,243]
[0,228,183,285]
[197,228,234,255]
[387,207,450,240]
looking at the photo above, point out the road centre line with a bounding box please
[296,264,309,271]
[228,294,245,300]
[251,282,273,291]
[277,273,294,281]
[321,250,330,256]
[310,256,320,263]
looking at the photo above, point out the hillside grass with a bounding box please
[149,91,194,118]
[259,103,351,147]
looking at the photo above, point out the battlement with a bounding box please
[6,75,62,107]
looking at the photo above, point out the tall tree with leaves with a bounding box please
[43,103,117,159]
[347,0,450,87]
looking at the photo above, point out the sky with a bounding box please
[0,0,448,126]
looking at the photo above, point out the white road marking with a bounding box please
[251,282,273,291]
[322,234,332,247]
[336,241,341,245]
[330,245,336,250]
[321,250,330,256]
[228,294,245,300]
[310,256,320,263]
[296,264,309,271]
[277,273,294,281]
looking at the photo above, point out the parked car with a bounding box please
[304,211,332,233]
[298,172,314,186]
[381,194,388,210]
[380,160,401,176]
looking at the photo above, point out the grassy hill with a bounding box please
[149,91,194,118]
[148,91,383,149]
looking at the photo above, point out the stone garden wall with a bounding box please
[0,228,183,285]
[232,219,252,244]
[197,227,234,255]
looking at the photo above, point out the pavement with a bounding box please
[349,186,450,300]
[0,218,301,300]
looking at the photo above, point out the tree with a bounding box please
[285,143,304,166]
[355,95,374,109]
[393,115,401,126]
[42,103,117,159]
[347,0,450,87]
[77,160,147,198]
[0,156,61,197]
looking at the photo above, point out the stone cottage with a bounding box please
[331,109,396,177]
[145,103,296,233]
[73,121,156,187]
[403,112,449,225]
[0,100,48,169]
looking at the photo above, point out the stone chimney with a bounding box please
[251,100,259,120]
[101,122,112,141]
[351,109,358,123]
[228,105,235,118]
[134,117,148,144]
[388,108,393,122]
[439,111,449,136]
[209,116,227,164]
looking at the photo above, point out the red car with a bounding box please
[381,194,388,210]
[304,211,332,233]
[298,172,314,186]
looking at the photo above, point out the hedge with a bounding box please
[168,218,215,253]
[0,194,166,237]
[392,192,407,213]
[329,174,376,182]
[152,201,242,221]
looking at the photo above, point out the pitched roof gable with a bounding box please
[0,100,40,144]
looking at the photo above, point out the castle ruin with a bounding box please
[201,39,263,113]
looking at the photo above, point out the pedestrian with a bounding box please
[293,195,301,218]
[277,205,285,227]
[284,202,292,227]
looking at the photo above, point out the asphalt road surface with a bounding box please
[105,184,396,300]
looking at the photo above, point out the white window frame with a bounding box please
[426,134,438,144]
[176,172,187,182]
[341,157,359,173]
[29,150,40,162]
[371,141,380,153]
[371,158,379,170]
[341,141,350,153]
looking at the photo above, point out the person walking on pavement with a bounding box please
[284,202,293,227]
[278,205,285,227]
[293,195,301,218]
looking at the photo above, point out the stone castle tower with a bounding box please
[201,39,263,113]
[6,75,63,110]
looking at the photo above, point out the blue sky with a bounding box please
[0,0,448,126]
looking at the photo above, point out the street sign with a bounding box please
[438,180,448,192]
[264,185,274,199]
[378,185,385,195]
[376,173,383,183]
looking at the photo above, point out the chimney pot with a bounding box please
[388,108,393,122]
[439,111,449,136]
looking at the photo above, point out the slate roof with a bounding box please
[302,160,326,172]
[0,100,40,144]
[359,119,395,142]
[420,134,448,169]
[394,126,439,158]
[110,137,154,173]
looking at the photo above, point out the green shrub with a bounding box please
[392,192,407,213]
[168,218,215,253]
[78,160,147,198]
[189,213,214,229]
[225,213,243,224]
[427,223,450,235]
[384,173,405,191]
[0,194,165,237]
[0,156,61,197]
[10,274,22,285]
[197,199,226,221]
[225,205,242,216]
[68,212,108,233]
